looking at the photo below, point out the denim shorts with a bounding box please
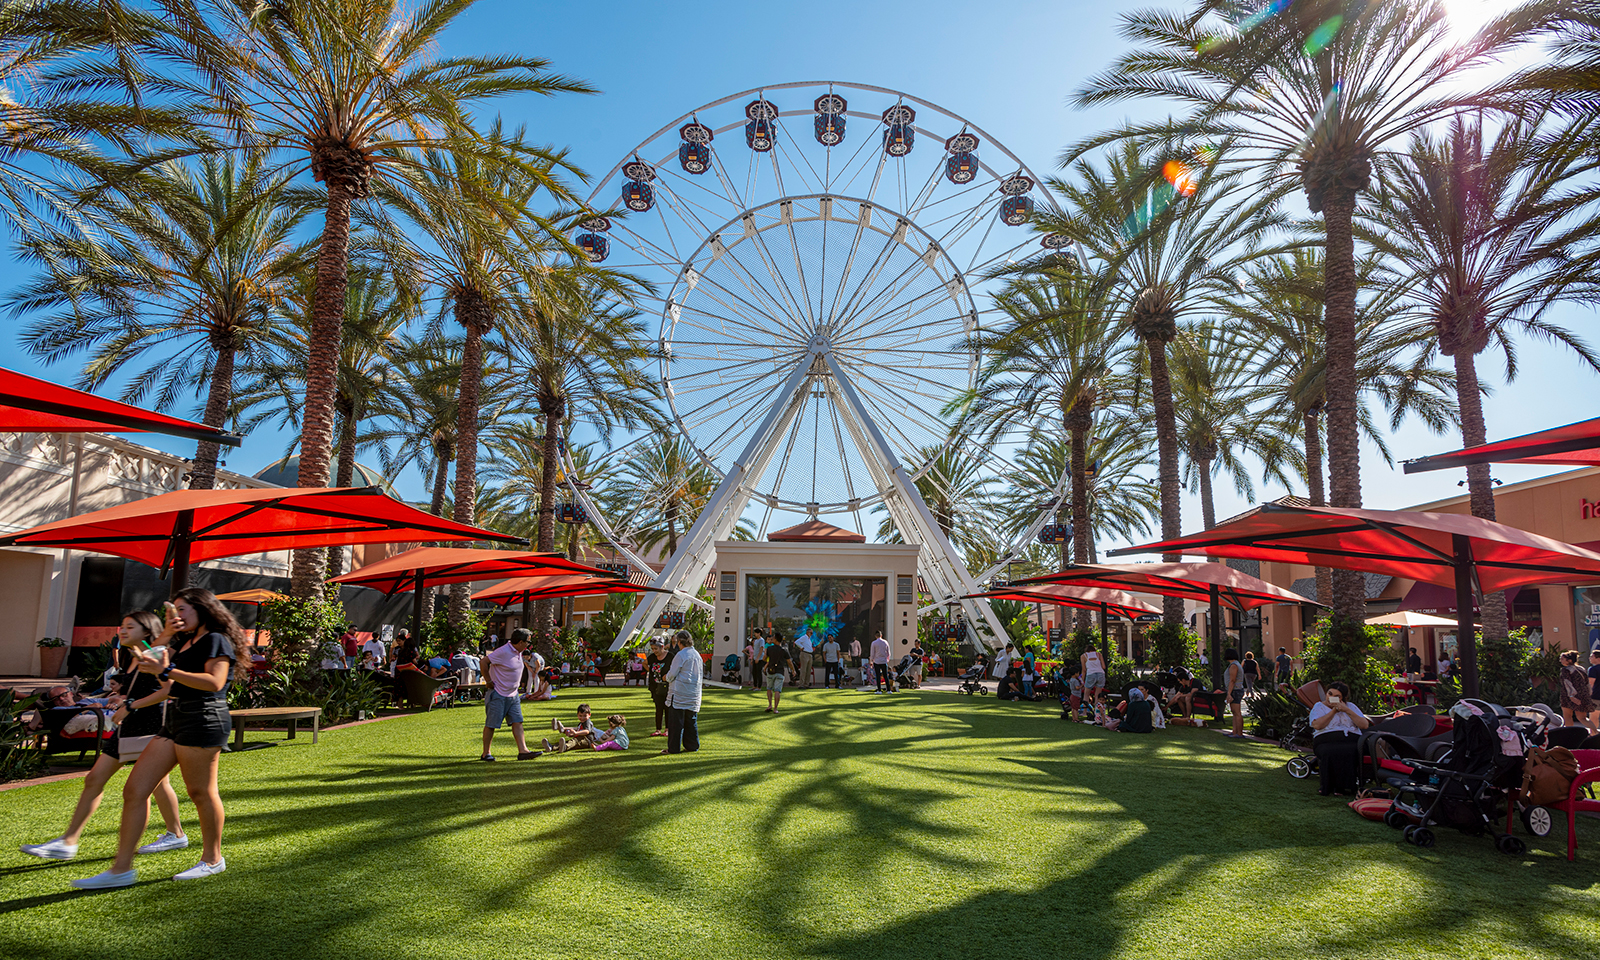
[1084,672,1106,689]
[764,673,785,692]
[159,699,231,749]
[484,690,523,728]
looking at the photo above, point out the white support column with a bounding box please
[821,353,1007,651]
[608,348,821,650]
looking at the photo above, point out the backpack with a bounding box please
[1520,745,1579,806]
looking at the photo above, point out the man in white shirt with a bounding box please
[795,629,816,688]
[479,630,537,762]
[661,631,703,754]
[360,635,387,671]
[821,636,842,688]
[869,632,893,693]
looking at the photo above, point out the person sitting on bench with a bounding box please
[1166,666,1197,717]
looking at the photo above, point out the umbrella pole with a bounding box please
[411,571,425,643]
[1209,584,1223,689]
[1452,534,1479,698]
[1099,603,1109,663]
[169,510,194,597]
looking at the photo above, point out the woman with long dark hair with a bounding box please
[72,588,242,889]
[20,610,189,861]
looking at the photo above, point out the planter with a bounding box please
[38,645,68,679]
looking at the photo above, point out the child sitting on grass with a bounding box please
[591,714,629,751]
[543,704,597,753]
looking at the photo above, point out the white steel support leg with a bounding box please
[822,353,1008,651]
[608,349,821,650]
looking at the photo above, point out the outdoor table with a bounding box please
[228,706,322,749]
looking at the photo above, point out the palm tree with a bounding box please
[367,337,470,521]
[158,0,595,594]
[996,428,1162,563]
[1036,140,1289,624]
[874,442,1000,565]
[1168,320,1302,530]
[1068,0,1566,620]
[1222,249,1458,603]
[1364,114,1600,694]
[958,257,1135,628]
[610,437,722,558]
[8,153,308,488]
[0,1,210,239]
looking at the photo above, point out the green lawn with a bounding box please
[1,687,1595,959]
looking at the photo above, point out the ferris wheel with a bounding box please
[560,81,1074,649]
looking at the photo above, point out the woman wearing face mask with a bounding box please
[72,588,242,889]
[19,610,189,862]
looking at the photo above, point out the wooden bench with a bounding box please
[228,707,322,749]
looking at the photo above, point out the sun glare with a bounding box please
[1441,0,1513,41]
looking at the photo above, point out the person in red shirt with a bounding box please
[339,630,359,669]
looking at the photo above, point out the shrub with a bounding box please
[261,596,349,666]
[1247,686,1310,740]
[1145,622,1201,673]
[420,608,487,657]
[0,690,43,783]
[1301,615,1393,710]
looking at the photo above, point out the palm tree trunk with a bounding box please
[326,403,358,580]
[1069,408,1092,633]
[1319,186,1366,623]
[449,291,492,627]
[1198,458,1217,531]
[1303,407,1332,606]
[534,401,564,657]
[1147,339,1185,627]
[188,342,235,491]
[291,182,357,598]
[1453,348,1499,696]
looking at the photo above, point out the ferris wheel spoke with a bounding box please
[715,238,818,340]
[823,389,863,505]
[834,307,975,352]
[963,234,1045,280]
[827,221,912,336]
[683,239,814,342]
[676,272,809,346]
[831,250,953,346]
[735,213,819,333]
[824,124,880,197]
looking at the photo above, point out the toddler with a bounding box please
[591,714,629,751]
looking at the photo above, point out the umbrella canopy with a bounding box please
[0,367,241,446]
[964,584,1161,621]
[0,487,525,595]
[1365,611,1459,628]
[1403,416,1600,473]
[1009,562,1313,612]
[1107,501,1600,696]
[472,574,667,606]
[213,588,287,606]
[328,547,612,595]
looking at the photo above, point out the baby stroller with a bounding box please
[956,661,988,696]
[1381,703,1532,854]
[720,654,742,685]
[1280,680,1323,780]
[893,654,919,690]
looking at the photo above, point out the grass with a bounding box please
[1,687,1595,960]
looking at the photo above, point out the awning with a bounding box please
[964,583,1161,621]
[0,487,525,594]
[1008,562,1314,612]
[328,547,612,595]
[1403,416,1600,473]
[213,588,288,606]
[472,574,668,606]
[0,367,241,446]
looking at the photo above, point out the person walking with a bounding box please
[647,638,672,736]
[1558,650,1597,735]
[763,633,790,713]
[661,631,703,754]
[21,611,188,863]
[908,638,926,689]
[479,629,537,762]
[821,635,841,688]
[794,629,815,688]
[993,642,1015,681]
[1223,648,1246,738]
[1241,651,1259,695]
[71,590,240,889]
[869,632,893,693]
[1274,646,1292,689]
[848,636,862,683]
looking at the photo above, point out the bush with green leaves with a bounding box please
[1247,686,1310,740]
[1300,616,1393,710]
[420,608,488,656]
[1433,627,1551,710]
[261,595,349,667]
[0,690,43,783]
[1145,622,1201,673]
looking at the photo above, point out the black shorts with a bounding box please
[158,699,231,749]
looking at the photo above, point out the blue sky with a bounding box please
[6,0,1594,553]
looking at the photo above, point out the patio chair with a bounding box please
[393,670,457,711]
[41,704,114,761]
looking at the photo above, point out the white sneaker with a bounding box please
[20,838,77,860]
[71,869,136,889]
[137,832,190,855]
[551,718,560,731]
[172,858,226,880]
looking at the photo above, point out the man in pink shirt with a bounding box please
[480,629,538,762]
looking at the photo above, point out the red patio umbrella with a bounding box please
[963,584,1161,641]
[1007,562,1315,681]
[1106,502,1600,695]
[0,486,524,597]
[471,574,667,606]
[329,546,620,639]
[0,367,241,446]
[1404,416,1600,472]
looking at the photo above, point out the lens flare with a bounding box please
[1162,160,1198,197]
[1303,15,1344,55]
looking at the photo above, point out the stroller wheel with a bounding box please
[979,687,989,696]
[1496,834,1527,856]
[1383,809,1407,829]
[1286,756,1311,779]
[1411,827,1435,849]
[1521,805,1554,838]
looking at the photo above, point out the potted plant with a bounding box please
[36,637,68,679]
[1527,646,1562,689]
